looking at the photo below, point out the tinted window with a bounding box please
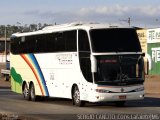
[11,30,77,54]
[64,31,77,51]
[78,30,92,83]
[78,30,90,52]
[10,37,21,54]
[24,36,36,53]
[11,36,36,54]
[36,33,55,52]
[90,28,142,52]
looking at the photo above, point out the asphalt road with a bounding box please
[0,89,160,120]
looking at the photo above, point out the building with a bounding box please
[137,28,160,75]
[137,29,148,74]
[0,37,10,52]
[0,37,10,62]
[147,28,160,75]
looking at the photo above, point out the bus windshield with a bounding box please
[94,55,144,86]
[90,28,142,52]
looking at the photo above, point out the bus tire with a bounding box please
[29,83,37,101]
[72,86,85,107]
[23,83,29,100]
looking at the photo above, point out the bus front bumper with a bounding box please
[88,91,144,103]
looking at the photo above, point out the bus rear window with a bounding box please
[90,28,141,52]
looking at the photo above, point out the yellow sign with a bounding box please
[137,29,147,54]
[137,29,148,74]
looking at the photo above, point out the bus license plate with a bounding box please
[119,95,126,99]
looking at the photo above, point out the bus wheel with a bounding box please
[29,84,37,101]
[23,83,29,100]
[72,86,85,107]
[115,101,126,107]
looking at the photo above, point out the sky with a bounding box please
[1,0,160,28]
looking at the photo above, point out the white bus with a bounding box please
[10,23,145,106]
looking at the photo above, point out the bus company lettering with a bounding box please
[151,47,160,63]
[147,29,160,43]
[56,54,73,64]
[148,30,160,41]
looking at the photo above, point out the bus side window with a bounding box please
[34,33,56,53]
[11,36,36,54]
[11,37,20,54]
[64,30,77,52]
[78,30,92,83]
[54,31,77,52]
[79,30,90,52]
[55,32,65,52]
[25,36,36,53]
[35,34,46,53]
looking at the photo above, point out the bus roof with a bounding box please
[11,22,130,37]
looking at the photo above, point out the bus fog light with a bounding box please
[139,94,144,98]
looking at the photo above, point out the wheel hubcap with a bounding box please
[74,89,80,103]
[23,85,28,98]
[31,86,35,99]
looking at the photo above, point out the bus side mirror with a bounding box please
[90,55,97,73]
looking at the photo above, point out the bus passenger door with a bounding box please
[78,30,93,84]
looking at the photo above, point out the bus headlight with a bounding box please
[95,89,110,93]
[134,87,144,92]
